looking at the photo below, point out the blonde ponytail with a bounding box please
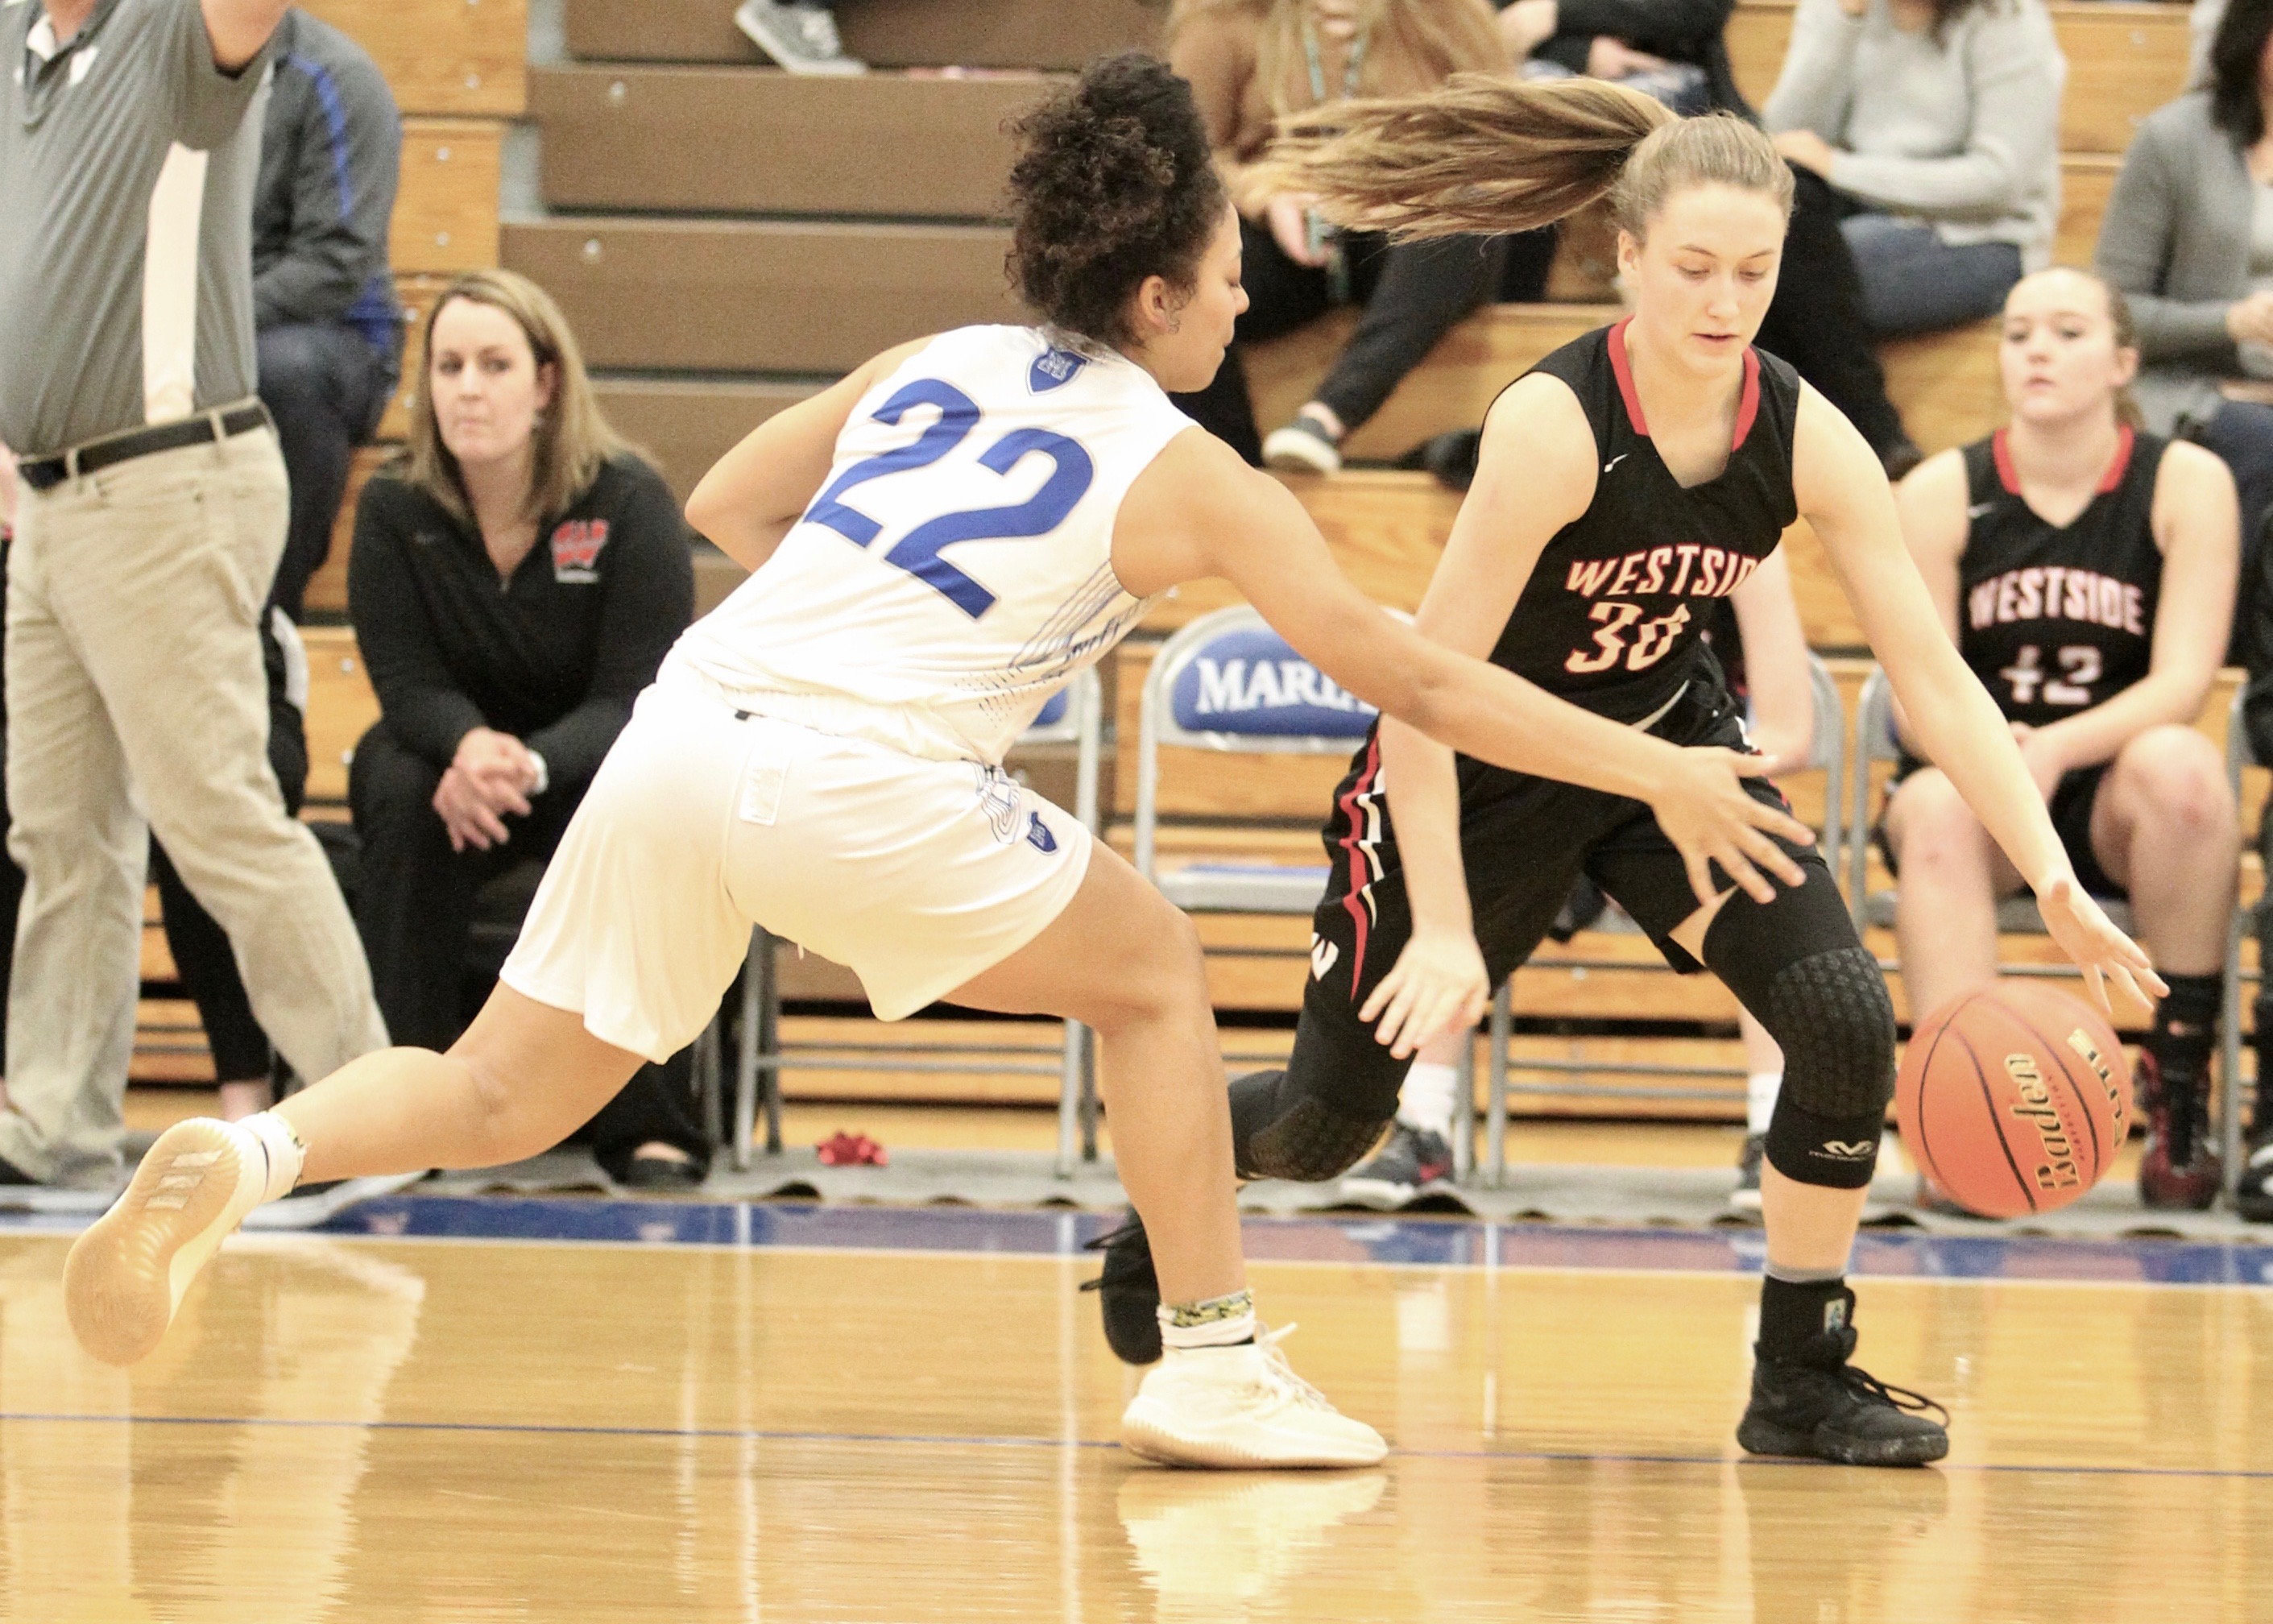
[1255,78,1794,244]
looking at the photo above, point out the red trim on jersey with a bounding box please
[1992,429,2022,495]
[1729,349,1762,452]
[1993,423,2137,497]
[1607,318,1649,436]
[2097,423,2137,493]
[1337,735,1383,996]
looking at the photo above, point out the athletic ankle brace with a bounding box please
[1159,1288,1257,1350]
[238,1112,305,1204]
[2149,974,2222,1088]
[1758,1274,1855,1365]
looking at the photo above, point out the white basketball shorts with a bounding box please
[501,669,1095,1060]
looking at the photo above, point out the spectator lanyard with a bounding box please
[1301,14,1368,302]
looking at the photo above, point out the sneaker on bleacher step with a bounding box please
[64,1118,271,1365]
[1120,1325,1388,1468]
[1261,412,1342,474]
[1729,1133,1765,1214]
[2234,1130,2273,1222]
[734,0,866,75]
[1339,1123,1453,1210]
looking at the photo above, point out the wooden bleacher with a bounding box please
[172,0,2232,1113]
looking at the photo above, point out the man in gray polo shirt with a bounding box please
[0,0,387,1186]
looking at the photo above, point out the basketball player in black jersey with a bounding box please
[1086,89,2163,1467]
[1885,267,2240,1212]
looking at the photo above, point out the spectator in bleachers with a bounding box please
[1882,267,2238,1212]
[0,0,389,1187]
[254,6,402,624]
[1165,0,1513,471]
[2097,0,2273,661]
[348,270,709,1185]
[735,0,865,75]
[1763,0,2064,338]
[1484,0,1922,474]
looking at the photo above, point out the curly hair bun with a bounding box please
[1007,53,1228,350]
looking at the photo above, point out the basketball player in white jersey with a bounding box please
[64,56,1816,1468]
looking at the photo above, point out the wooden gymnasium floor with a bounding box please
[0,1200,2268,1622]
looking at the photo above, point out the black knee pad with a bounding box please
[1702,879,1895,1190]
[1229,1070,1393,1183]
[1755,947,1898,1188]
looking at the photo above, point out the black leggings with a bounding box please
[1173,215,1507,463]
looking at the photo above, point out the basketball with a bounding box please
[1897,982,2134,1218]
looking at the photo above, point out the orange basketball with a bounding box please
[1895,981,2133,1218]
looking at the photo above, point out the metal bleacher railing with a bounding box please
[723,669,1104,1177]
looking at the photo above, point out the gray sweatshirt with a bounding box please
[252,8,401,354]
[1763,0,2065,268]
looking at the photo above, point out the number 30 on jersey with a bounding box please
[803,378,1097,619]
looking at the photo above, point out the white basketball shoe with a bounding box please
[64,1116,294,1365]
[1120,1325,1388,1469]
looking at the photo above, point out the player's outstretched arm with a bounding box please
[1795,386,2167,1013]
[1114,402,1811,912]
[685,338,929,574]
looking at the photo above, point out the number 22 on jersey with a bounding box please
[803,378,1097,619]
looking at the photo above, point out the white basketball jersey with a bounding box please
[669,325,1194,764]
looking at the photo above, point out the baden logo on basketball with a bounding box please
[2063,1028,2127,1135]
[2004,1054,2082,1192]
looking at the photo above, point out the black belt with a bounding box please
[19,404,271,492]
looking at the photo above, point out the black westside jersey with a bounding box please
[1489,319,1803,725]
[1955,426,2166,731]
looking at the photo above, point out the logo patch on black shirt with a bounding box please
[549,520,609,582]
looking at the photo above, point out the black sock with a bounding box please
[2150,974,2221,1158]
[1757,1274,1855,1367]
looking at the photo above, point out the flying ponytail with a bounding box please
[1255,76,1793,244]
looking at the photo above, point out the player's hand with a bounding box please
[1266,193,1331,267]
[1652,747,1814,909]
[2035,872,2166,1017]
[2227,291,2273,347]
[1360,926,1491,1058]
[432,764,513,852]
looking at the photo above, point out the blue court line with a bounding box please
[2,1408,2267,1483]
[10,1191,2271,1286]
[300,1194,2273,1287]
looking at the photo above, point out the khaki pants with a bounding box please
[1,425,386,1184]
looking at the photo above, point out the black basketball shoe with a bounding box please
[1339,1124,1455,1210]
[1081,1208,1162,1365]
[1737,1287,1949,1468]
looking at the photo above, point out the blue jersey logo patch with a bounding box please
[1024,813,1058,854]
[1029,347,1088,395]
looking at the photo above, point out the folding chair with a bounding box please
[1477,654,1849,1183]
[1851,666,2245,1195]
[729,669,1104,1175]
[1134,606,1482,1175]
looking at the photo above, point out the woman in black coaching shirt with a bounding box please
[1884,268,2241,1214]
[348,269,707,1186]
